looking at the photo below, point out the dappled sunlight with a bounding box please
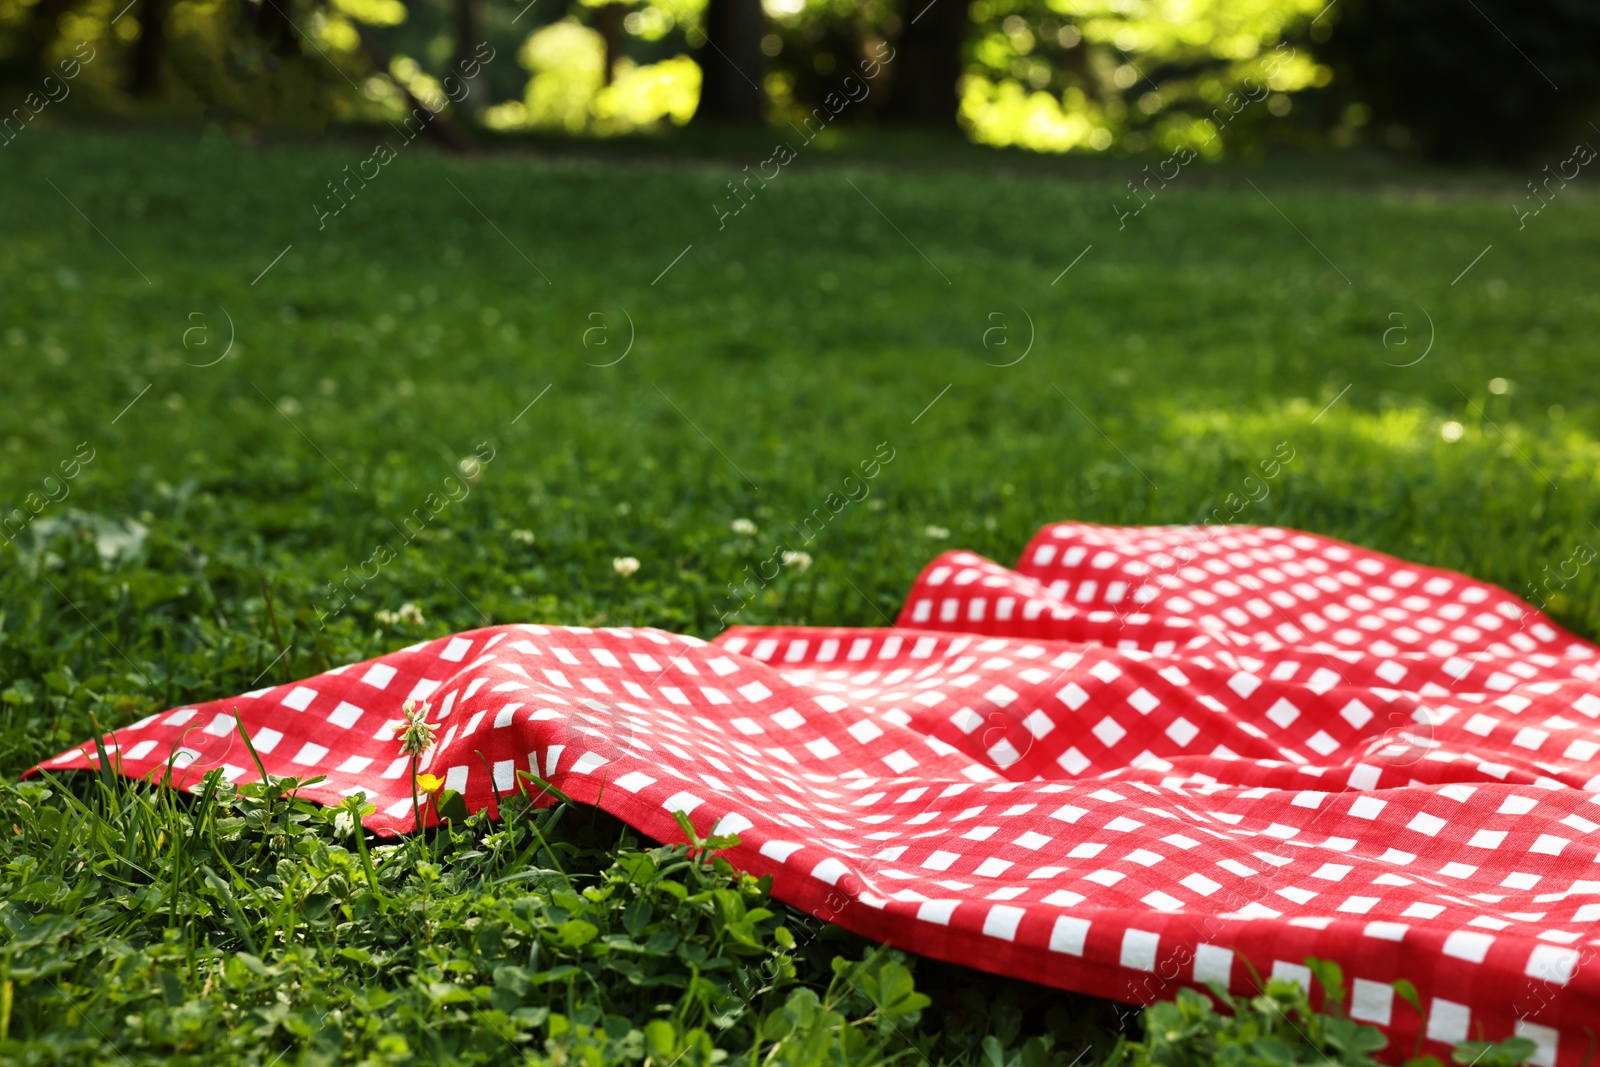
[961,78,1111,153]
[1130,396,1600,636]
[480,19,699,134]
[963,0,1329,153]
[1162,396,1600,482]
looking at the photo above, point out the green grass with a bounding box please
[2,126,1597,1064]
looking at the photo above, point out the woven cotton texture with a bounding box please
[35,523,1600,1064]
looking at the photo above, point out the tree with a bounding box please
[253,0,303,59]
[881,0,967,127]
[694,0,764,123]
[0,0,76,86]
[593,2,626,86]
[1314,0,1600,162]
[452,0,485,103]
[127,0,167,96]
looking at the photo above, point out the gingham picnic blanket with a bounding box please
[36,523,1600,1063]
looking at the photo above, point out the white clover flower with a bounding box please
[924,525,950,539]
[782,550,812,572]
[613,556,640,577]
[393,699,437,758]
[730,518,757,536]
[511,529,535,544]
[1441,421,1464,443]
[375,602,424,627]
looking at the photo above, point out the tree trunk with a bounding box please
[359,28,471,152]
[693,0,763,123]
[0,0,73,85]
[451,0,484,104]
[881,0,967,127]
[128,0,167,97]
[254,0,300,58]
[594,2,625,86]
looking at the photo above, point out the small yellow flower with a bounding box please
[415,773,445,794]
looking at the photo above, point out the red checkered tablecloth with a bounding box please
[34,523,1600,1063]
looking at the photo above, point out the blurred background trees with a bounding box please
[1313,0,1600,163]
[2,0,1598,162]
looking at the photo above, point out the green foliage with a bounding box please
[6,0,1596,160]
[0,748,1135,1065]
[959,0,1329,156]
[1116,983,1381,1067]
[0,762,1043,1064]
[1113,958,1535,1067]
[1453,1038,1542,1067]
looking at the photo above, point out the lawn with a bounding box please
[1,127,1597,1064]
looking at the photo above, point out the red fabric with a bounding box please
[34,523,1600,1064]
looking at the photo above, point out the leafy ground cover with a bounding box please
[1,127,1597,1063]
